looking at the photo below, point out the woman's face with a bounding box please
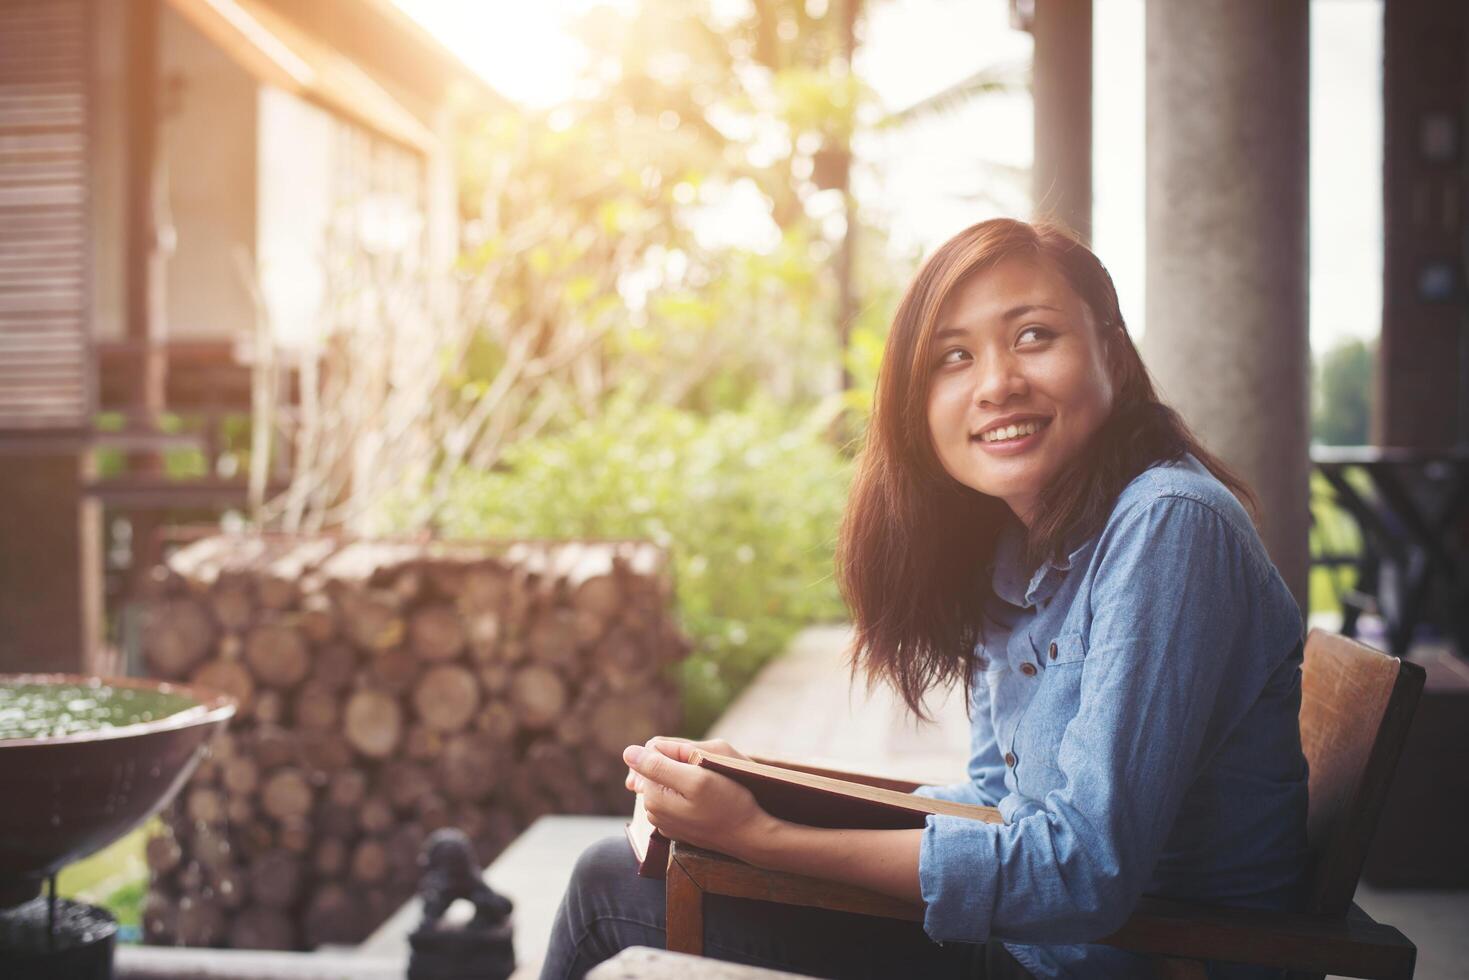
[925,256,1115,525]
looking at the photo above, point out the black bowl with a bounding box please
[0,674,235,907]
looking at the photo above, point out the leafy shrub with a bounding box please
[421,396,853,735]
[1312,338,1373,447]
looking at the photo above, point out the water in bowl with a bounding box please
[0,681,198,741]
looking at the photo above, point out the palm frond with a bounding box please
[879,61,1030,129]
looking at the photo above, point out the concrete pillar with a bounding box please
[1143,0,1311,607]
[1031,0,1092,243]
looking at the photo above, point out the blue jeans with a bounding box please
[539,836,1032,980]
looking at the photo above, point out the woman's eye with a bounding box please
[937,347,970,367]
[1017,325,1054,345]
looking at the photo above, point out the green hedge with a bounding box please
[423,397,853,735]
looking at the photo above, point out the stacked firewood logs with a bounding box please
[138,535,687,950]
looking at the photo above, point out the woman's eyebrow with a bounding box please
[932,304,1064,341]
[1001,303,1063,320]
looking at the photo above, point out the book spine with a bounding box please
[637,830,671,880]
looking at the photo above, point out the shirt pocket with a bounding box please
[1012,631,1087,789]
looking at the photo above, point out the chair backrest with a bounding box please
[1298,628,1425,915]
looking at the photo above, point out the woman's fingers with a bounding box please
[638,768,763,854]
[631,736,684,791]
[624,735,748,797]
[644,735,749,763]
[702,738,749,761]
[624,743,701,797]
[646,738,697,763]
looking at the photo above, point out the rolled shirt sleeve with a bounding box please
[918,494,1288,944]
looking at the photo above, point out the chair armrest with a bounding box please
[670,844,1416,980]
[1099,895,1416,978]
[671,842,924,922]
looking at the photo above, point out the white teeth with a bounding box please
[980,420,1044,442]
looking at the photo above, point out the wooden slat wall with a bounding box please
[0,0,90,431]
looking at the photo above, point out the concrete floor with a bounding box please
[709,625,1469,980]
[1350,883,1469,980]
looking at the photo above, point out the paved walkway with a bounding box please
[360,814,626,979]
[706,624,970,785]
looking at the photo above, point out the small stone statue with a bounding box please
[408,828,516,980]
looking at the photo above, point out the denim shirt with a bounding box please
[914,455,1309,979]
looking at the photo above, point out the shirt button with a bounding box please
[1019,662,1037,676]
[1048,642,1058,660]
[1004,752,1016,767]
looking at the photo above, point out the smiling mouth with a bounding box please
[973,419,1050,444]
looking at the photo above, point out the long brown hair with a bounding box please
[838,218,1254,718]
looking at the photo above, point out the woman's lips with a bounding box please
[971,420,1049,455]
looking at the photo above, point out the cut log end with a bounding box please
[343,688,404,759]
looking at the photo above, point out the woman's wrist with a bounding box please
[729,810,791,868]
[723,817,925,905]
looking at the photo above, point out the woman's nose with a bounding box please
[972,351,1027,407]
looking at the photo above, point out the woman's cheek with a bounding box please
[927,380,968,443]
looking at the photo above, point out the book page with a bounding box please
[691,751,1003,826]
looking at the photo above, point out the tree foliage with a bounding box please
[269,0,1023,729]
[305,1,893,731]
[1312,338,1374,446]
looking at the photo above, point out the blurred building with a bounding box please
[1026,0,1466,608]
[1377,0,1467,448]
[0,0,504,672]
[3,0,1466,674]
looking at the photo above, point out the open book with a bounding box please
[625,751,1002,879]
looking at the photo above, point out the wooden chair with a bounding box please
[664,629,1425,979]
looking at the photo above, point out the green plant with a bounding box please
[409,396,853,735]
[1308,470,1366,618]
[57,822,150,932]
[1312,338,1373,447]
[102,877,146,934]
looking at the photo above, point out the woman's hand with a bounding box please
[622,739,775,861]
[623,735,750,793]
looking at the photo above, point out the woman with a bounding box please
[541,219,1308,979]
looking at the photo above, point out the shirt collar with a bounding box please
[990,516,1094,608]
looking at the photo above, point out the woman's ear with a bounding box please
[1103,318,1127,369]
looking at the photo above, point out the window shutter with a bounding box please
[0,0,90,432]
